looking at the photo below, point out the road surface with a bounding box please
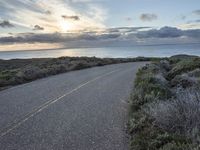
[0,62,146,150]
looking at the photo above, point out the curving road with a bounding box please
[0,62,146,150]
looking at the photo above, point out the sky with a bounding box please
[0,0,200,51]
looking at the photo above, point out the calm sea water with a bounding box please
[0,44,200,60]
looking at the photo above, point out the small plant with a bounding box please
[146,87,200,144]
[129,56,200,150]
[0,56,159,89]
[167,58,200,80]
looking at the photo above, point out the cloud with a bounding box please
[187,20,200,24]
[0,33,66,43]
[0,0,106,32]
[136,27,182,38]
[0,31,121,44]
[135,26,200,39]
[140,13,158,22]
[45,10,52,15]
[179,23,200,30]
[0,26,199,47]
[61,15,80,21]
[181,15,186,20]
[33,25,44,30]
[125,17,132,21]
[105,27,152,34]
[67,0,93,2]
[184,29,200,38]
[0,20,14,28]
[193,10,200,15]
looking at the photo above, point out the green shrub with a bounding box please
[128,58,200,150]
[167,58,200,80]
[170,75,198,88]
[0,56,159,89]
[146,87,200,144]
[188,69,200,77]
[132,65,171,110]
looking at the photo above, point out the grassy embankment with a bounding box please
[0,56,159,90]
[128,55,200,150]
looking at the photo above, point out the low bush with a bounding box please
[188,68,200,77]
[0,56,159,89]
[129,56,200,150]
[146,87,200,145]
[170,75,198,88]
[167,58,200,80]
[131,63,171,110]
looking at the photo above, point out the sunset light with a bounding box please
[59,20,73,32]
[0,1,200,150]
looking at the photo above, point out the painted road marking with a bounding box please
[0,69,120,138]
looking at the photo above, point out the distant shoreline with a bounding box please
[1,43,200,60]
[0,42,199,53]
[1,54,197,91]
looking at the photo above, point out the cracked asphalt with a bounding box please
[0,62,147,150]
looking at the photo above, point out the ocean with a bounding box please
[0,43,200,60]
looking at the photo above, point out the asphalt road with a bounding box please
[0,62,146,150]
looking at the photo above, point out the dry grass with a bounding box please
[146,87,200,144]
[0,56,159,90]
[128,56,200,150]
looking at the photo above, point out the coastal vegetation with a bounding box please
[0,56,157,90]
[128,55,200,150]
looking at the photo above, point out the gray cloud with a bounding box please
[126,17,132,21]
[181,15,186,20]
[184,29,200,38]
[0,33,66,43]
[44,10,52,15]
[61,15,80,21]
[193,10,200,15]
[187,19,200,23]
[136,27,182,38]
[33,25,44,30]
[0,27,199,45]
[0,31,121,44]
[105,27,152,34]
[140,13,158,21]
[135,26,200,39]
[0,20,14,28]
